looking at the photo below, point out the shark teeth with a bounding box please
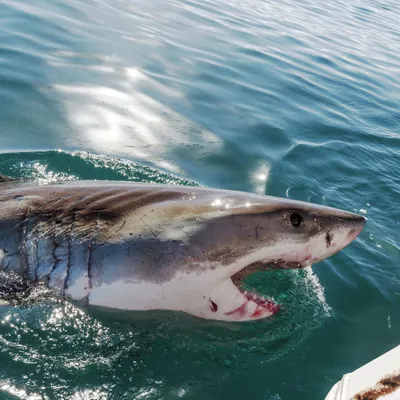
[241,289,280,314]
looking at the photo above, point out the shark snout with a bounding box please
[346,214,366,242]
[320,211,365,260]
[335,211,366,244]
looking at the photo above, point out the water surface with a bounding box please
[0,0,399,398]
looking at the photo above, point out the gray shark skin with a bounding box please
[0,180,365,321]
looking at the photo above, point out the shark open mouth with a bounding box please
[229,260,310,318]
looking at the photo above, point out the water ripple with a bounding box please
[0,0,399,398]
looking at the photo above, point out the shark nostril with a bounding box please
[326,232,332,247]
[209,300,218,312]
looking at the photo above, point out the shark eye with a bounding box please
[290,213,302,227]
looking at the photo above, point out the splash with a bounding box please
[0,150,198,186]
[303,266,331,315]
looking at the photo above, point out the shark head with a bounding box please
[86,185,365,322]
[178,195,366,321]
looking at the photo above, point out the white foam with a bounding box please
[304,266,331,315]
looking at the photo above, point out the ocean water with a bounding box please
[0,0,399,398]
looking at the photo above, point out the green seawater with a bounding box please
[0,0,399,399]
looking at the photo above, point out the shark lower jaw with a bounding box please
[233,289,281,317]
[224,259,313,321]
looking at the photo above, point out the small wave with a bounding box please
[0,149,198,186]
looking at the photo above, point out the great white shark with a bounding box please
[0,179,365,321]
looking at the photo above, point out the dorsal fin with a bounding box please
[0,174,17,183]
